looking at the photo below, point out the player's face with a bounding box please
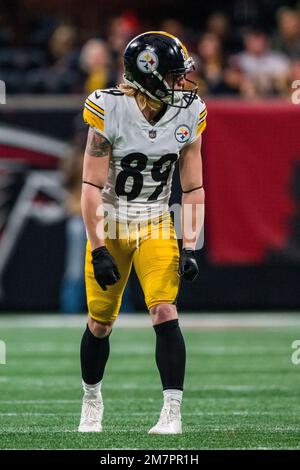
[165,73,186,89]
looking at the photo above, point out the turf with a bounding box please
[0,321,300,449]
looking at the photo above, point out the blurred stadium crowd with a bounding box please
[2,1,300,315]
[1,4,300,98]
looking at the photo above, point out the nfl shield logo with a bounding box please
[149,129,156,139]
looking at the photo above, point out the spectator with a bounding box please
[273,7,300,57]
[196,32,225,95]
[80,39,115,94]
[25,22,82,93]
[106,13,140,87]
[290,56,300,84]
[160,18,185,41]
[107,13,139,57]
[48,23,77,61]
[1,5,298,98]
[232,28,290,97]
[159,18,194,54]
[206,11,243,54]
[284,56,300,98]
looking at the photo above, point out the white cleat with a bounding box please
[78,396,104,432]
[148,399,182,435]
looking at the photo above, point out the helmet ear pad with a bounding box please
[143,75,167,98]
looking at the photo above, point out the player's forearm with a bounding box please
[81,184,106,250]
[181,188,205,250]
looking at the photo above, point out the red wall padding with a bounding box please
[203,100,300,265]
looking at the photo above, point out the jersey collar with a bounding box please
[126,94,180,128]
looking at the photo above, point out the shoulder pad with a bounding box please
[83,90,106,132]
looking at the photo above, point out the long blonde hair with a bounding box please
[118,83,162,112]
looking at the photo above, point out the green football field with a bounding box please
[1,315,300,450]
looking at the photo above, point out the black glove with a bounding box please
[179,248,199,281]
[91,246,121,291]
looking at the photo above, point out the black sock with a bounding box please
[80,324,110,385]
[154,319,186,391]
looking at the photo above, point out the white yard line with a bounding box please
[0,344,291,354]
[0,384,296,393]
[0,427,299,433]
[0,411,298,417]
[1,313,300,329]
[0,400,80,404]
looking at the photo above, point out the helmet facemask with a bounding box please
[155,70,198,109]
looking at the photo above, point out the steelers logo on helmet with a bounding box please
[137,49,159,74]
[175,125,191,143]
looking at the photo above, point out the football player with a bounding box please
[78,31,207,434]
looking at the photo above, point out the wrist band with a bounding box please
[82,180,104,190]
[182,185,203,194]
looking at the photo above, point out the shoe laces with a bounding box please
[81,398,103,423]
[159,400,180,425]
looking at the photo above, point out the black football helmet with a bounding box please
[123,31,198,109]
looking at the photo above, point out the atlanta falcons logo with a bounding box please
[0,126,67,299]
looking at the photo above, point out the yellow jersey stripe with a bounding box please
[84,103,104,120]
[199,109,207,119]
[198,113,207,125]
[83,107,104,132]
[86,99,104,116]
[196,120,207,135]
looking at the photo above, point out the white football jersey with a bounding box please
[83,88,207,222]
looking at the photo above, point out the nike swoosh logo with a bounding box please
[95,91,101,99]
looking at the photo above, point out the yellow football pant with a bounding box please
[85,214,180,323]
